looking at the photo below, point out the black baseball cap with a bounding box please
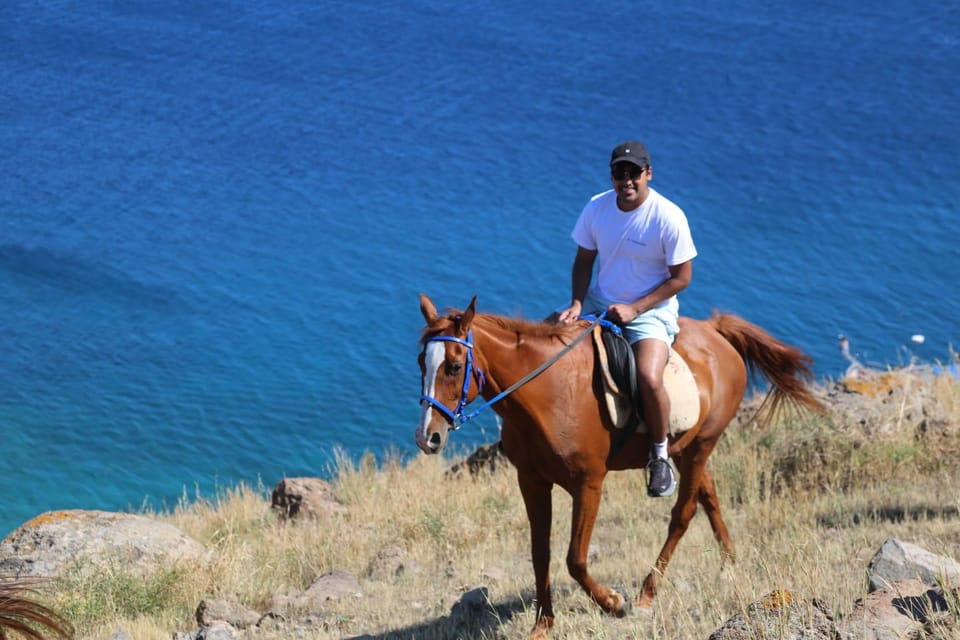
[609,141,650,168]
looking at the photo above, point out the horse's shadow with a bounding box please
[348,584,607,639]
[347,589,552,639]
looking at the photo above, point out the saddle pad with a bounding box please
[593,326,701,433]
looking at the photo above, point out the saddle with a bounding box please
[592,325,701,433]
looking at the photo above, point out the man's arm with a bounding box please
[557,246,598,323]
[606,260,693,324]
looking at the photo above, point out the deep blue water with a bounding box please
[2,1,958,536]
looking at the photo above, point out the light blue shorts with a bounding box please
[581,291,680,346]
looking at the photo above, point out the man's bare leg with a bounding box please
[634,338,676,496]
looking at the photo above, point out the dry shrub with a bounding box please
[723,371,960,497]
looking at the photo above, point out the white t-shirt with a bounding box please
[571,188,697,305]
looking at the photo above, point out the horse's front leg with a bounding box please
[568,476,626,617]
[517,471,555,638]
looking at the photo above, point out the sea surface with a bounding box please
[2,1,958,536]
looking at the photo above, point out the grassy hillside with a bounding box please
[45,371,960,639]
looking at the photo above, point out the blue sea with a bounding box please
[2,1,958,537]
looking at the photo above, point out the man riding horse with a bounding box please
[553,141,696,498]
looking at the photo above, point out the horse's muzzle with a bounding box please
[426,431,445,453]
[415,425,447,454]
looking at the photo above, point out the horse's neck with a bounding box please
[472,322,564,397]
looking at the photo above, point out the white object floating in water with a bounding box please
[910,334,925,344]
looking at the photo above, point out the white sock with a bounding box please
[654,439,668,460]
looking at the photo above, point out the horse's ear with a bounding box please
[419,293,438,324]
[460,296,477,333]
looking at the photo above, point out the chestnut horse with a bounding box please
[416,294,823,638]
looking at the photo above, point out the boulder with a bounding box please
[708,589,839,640]
[270,477,345,520]
[867,538,960,592]
[195,598,261,628]
[271,569,362,614]
[0,510,206,578]
[840,578,942,640]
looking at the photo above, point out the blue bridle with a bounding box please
[419,331,486,429]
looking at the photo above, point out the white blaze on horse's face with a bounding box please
[416,341,450,454]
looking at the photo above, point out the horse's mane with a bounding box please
[420,309,582,344]
[474,313,575,338]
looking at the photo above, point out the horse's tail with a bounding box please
[710,313,825,419]
[0,577,74,640]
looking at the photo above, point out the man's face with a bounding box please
[610,162,651,209]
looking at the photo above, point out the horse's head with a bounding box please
[416,293,481,454]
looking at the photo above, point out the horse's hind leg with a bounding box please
[517,471,556,637]
[637,450,711,608]
[567,476,626,617]
[698,468,735,563]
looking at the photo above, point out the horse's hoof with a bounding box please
[529,626,550,640]
[529,616,554,640]
[610,587,630,618]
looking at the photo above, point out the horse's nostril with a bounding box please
[428,432,442,451]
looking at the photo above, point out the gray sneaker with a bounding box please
[647,457,677,497]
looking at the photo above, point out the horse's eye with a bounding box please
[446,362,463,376]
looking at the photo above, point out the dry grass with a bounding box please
[45,371,960,639]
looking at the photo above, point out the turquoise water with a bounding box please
[2,1,958,536]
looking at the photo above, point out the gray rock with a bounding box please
[300,568,361,601]
[840,578,935,640]
[195,599,261,629]
[274,569,362,614]
[446,441,510,476]
[366,544,415,581]
[449,586,494,625]
[270,478,345,520]
[0,510,206,578]
[196,621,237,640]
[868,538,960,592]
[708,589,839,640]
[254,611,286,631]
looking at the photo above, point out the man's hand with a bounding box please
[606,303,640,324]
[556,300,583,324]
